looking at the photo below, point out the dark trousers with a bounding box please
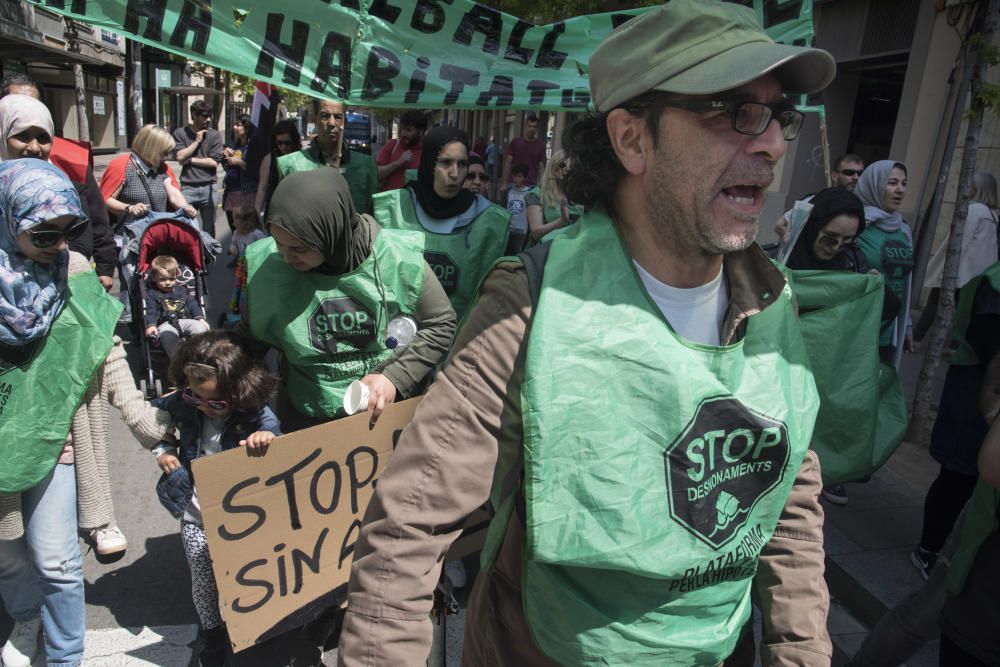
[919,466,978,553]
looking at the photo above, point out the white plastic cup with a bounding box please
[343,380,370,415]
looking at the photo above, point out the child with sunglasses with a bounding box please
[149,330,281,666]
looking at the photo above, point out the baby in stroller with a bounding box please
[144,255,209,357]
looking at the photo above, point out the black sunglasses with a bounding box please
[465,172,488,181]
[662,98,805,140]
[838,169,863,177]
[27,218,88,249]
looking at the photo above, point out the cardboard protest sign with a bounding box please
[27,0,815,111]
[193,397,420,652]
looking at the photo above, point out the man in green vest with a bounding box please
[276,99,378,215]
[340,2,837,665]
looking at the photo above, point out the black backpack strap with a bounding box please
[517,240,552,309]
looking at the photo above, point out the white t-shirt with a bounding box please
[633,261,728,346]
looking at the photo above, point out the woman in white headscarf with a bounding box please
[855,160,914,364]
[0,93,117,290]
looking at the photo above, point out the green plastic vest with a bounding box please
[245,230,425,418]
[857,225,913,347]
[373,188,509,320]
[487,215,819,665]
[790,270,908,484]
[276,148,378,215]
[950,262,1000,366]
[946,479,999,595]
[0,271,123,492]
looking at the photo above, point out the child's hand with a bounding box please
[240,431,275,457]
[145,325,158,338]
[158,452,181,473]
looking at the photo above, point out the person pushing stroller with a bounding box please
[144,255,208,357]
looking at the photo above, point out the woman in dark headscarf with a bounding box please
[242,167,456,433]
[788,188,868,270]
[373,126,511,319]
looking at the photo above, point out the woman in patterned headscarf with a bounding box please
[0,160,171,667]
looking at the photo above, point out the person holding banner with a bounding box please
[783,187,904,507]
[340,1,837,665]
[254,119,301,220]
[855,160,915,364]
[149,331,281,667]
[374,126,510,320]
[276,100,377,215]
[0,160,172,667]
[242,168,456,433]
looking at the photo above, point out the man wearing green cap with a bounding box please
[339,1,837,665]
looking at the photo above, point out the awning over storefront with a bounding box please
[0,32,106,68]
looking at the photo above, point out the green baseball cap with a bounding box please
[589,0,836,112]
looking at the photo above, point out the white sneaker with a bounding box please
[91,525,128,556]
[2,617,40,667]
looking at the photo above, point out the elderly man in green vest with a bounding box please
[340,1,837,665]
[276,99,377,215]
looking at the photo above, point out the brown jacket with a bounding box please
[340,245,831,666]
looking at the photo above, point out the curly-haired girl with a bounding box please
[150,330,280,666]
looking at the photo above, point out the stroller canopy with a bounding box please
[137,218,206,274]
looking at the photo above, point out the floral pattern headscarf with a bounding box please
[0,159,85,345]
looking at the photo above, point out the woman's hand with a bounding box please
[240,431,276,456]
[158,452,181,473]
[182,204,197,218]
[360,373,398,425]
[128,202,149,217]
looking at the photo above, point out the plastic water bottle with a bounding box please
[385,316,417,350]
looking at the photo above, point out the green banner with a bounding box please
[27,0,815,110]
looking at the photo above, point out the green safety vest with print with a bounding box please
[857,225,913,347]
[483,214,820,665]
[373,188,509,320]
[789,270,907,485]
[0,271,123,492]
[276,148,378,215]
[245,230,424,418]
[949,261,1000,367]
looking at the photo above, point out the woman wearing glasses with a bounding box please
[785,187,902,508]
[855,160,914,363]
[375,127,510,320]
[526,149,582,243]
[253,119,302,219]
[0,160,171,667]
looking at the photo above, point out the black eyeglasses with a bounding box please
[663,98,805,140]
[837,169,863,177]
[465,172,488,181]
[27,218,88,249]
[181,387,230,412]
[275,140,295,147]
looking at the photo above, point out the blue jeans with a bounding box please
[181,183,217,238]
[0,464,85,666]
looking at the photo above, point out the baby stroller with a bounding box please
[124,214,211,397]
